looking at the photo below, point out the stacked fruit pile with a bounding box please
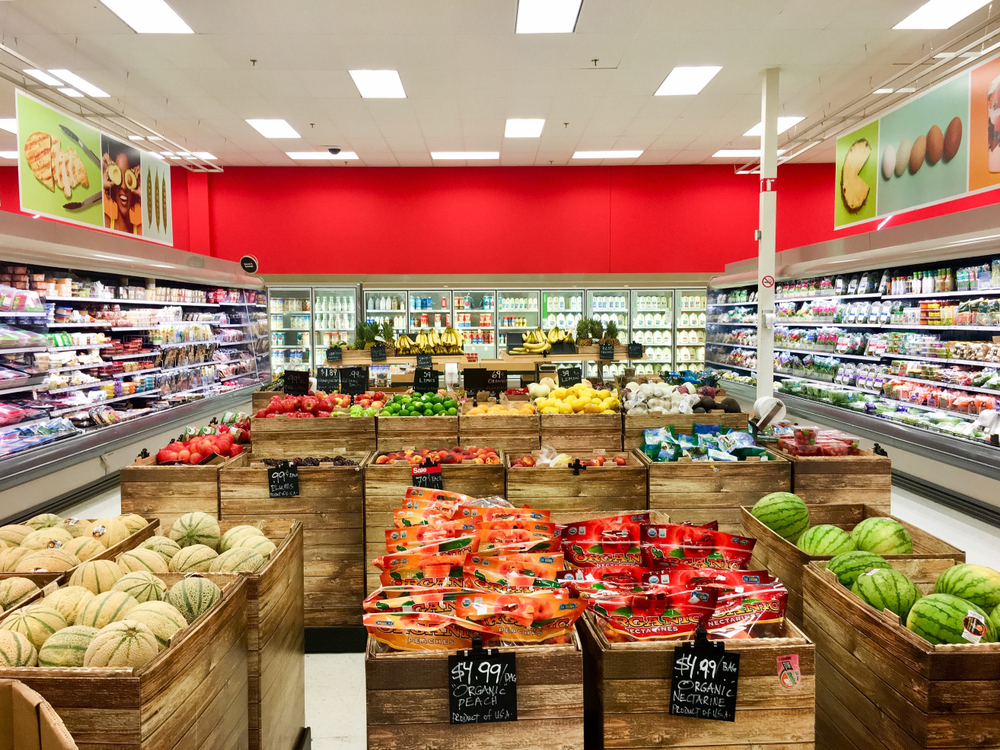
[463,403,536,415]
[374,446,500,465]
[394,327,464,355]
[155,425,248,464]
[254,392,384,420]
[508,327,574,354]
[510,452,627,467]
[380,391,459,417]
[532,381,620,414]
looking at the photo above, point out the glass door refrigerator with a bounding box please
[497,289,541,352]
[538,287,587,374]
[408,290,452,334]
[586,288,630,379]
[453,289,497,358]
[675,288,708,371]
[268,287,313,375]
[363,289,408,339]
[313,285,359,367]
[630,289,673,376]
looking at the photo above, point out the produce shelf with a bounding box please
[46,379,114,394]
[882,289,1000,299]
[887,324,1000,332]
[112,368,161,378]
[774,292,882,302]
[775,321,881,328]
[774,347,880,362]
[708,342,757,349]
[773,371,881,396]
[0,381,43,396]
[159,338,219,348]
[707,301,757,307]
[45,344,113,351]
[707,361,755,373]
[0,346,50,355]
[41,363,108,373]
[882,373,1000,397]
[213,322,252,328]
[707,321,755,327]
[0,311,47,318]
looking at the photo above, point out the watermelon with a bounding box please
[850,518,913,555]
[907,593,997,645]
[751,492,810,540]
[934,564,1000,612]
[83,620,159,668]
[38,625,99,667]
[852,568,921,620]
[169,513,221,550]
[166,578,221,623]
[796,525,856,556]
[0,629,37,666]
[992,604,1000,635]
[827,551,892,588]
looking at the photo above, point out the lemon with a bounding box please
[558,403,573,414]
[552,388,568,400]
[597,390,611,400]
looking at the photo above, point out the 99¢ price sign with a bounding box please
[448,649,517,724]
[669,641,740,722]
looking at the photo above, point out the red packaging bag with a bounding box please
[559,513,650,567]
[640,524,756,571]
[362,585,465,614]
[590,588,719,642]
[364,611,490,652]
[669,568,789,638]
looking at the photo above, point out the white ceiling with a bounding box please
[0,0,990,167]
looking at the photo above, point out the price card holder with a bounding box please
[411,462,443,489]
[327,347,343,363]
[340,367,368,396]
[283,370,310,396]
[416,353,433,368]
[413,368,440,393]
[600,343,615,360]
[505,332,524,353]
[557,366,582,388]
[485,370,507,392]
[267,461,300,498]
[316,366,339,394]
[448,635,517,725]
[669,628,739,722]
[628,342,644,360]
[370,344,387,362]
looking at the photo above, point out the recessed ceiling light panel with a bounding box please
[349,70,406,98]
[0,119,16,135]
[49,70,109,98]
[654,66,722,96]
[744,116,805,137]
[98,0,194,33]
[505,118,545,138]
[23,69,62,86]
[572,150,643,159]
[192,152,217,160]
[431,152,500,160]
[0,152,18,160]
[246,119,301,138]
[515,0,583,33]
[713,149,788,158]
[894,0,991,29]
[58,88,84,98]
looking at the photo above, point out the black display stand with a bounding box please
[305,626,368,653]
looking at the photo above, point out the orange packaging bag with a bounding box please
[373,547,468,587]
[463,552,564,593]
[385,527,476,553]
[364,611,490,651]
[362,585,465,614]
[453,590,585,643]
[460,507,551,523]
[404,486,476,506]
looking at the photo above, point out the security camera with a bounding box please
[328,147,341,155]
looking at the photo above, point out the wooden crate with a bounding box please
[366,632,584,750]
[540,413,622,452]
[804,560,1000,749]
[250,415,377,456]
[364,457,506,594]
[623,411,750,450]
[252,391,282,412]
[459,413,540,454]
[121,455,236,528]
[580,612,815,749]
[742,505,965,627]
[375,416,460,453]
[220,454,368,627]
[641,451,790,535]
[0,574,250,750]
[768,448,891,510]
[506,450,646,523]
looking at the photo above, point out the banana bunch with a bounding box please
[511,328,552,354]
[440,327,464,354]
[407,328,465,354]
[395,334,415,355]
[546,327,575,344]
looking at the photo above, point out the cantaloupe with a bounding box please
[64,536,105,562]
[166,578,221,623]
[140,536,182,562]
[0,524,34,547]
[127,601,187,649]
[0,547,33,573]
[83,620,159,668]
[0,605,67,649]
[83,518,131,549]
[168,544,218,573]
[210,547,265,573]
[0,577,39,611]
[169,513,221,550]
[113,572,166,604]
[69,560,123,594]
[117,548,169,575]
[25,513,62,530]
[220,525,265,552]
[43,586,95,624]
[0,629,37,666]
[19,528,74,550]
[60,518,88,538]
[76,591,138,630]
[234,535,277,560]
[14,548,81,573]
[38,625,99,667]
[118,514,149,534]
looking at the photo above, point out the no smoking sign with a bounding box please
[761,275,775,288]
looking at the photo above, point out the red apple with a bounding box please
[613,456,627,466]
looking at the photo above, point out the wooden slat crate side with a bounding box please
[506,452,647,511]
[252,391,283,412]
[367,718,583,750]
[121,456,237,524]
[249,416,376,456]
[540,413,624,452]
[459,413,541,454]
[257,579,305,750]
[375,416,460,452]
[623,411,750,450]
[815,659,892,750]
[219,454,368,515]
[365,463,506,503]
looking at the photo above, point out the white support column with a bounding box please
[756,67,779,402]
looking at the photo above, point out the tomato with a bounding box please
[256,409,268,419]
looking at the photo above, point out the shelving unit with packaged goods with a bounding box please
[313,285,359,366]
[627,288,672,376]
[267,286,313,377]
[363,289,408,339]
[452,288,498,359]
[674,288,707,372]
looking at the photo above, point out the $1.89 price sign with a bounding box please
[447,650,517,724]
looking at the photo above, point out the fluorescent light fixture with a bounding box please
[0,119,16,134]
[148,136,163,142]
[128,135,145,141]
[49,70,109,97]
[348,70,406,98]
[431,152,500,160]
[894,0,991,29]
[246,119,300,138]
[0,152,17,159]
[176,151,191,156]
[654,66,722,96]
[932,51,980,58]
[23,69,61,86]
[146,151,165,160]
[59,88,83,98]
[98,0,194,33]
[874,88,894,94]
[743,116,805,137]
[505,118,545,138]
[515,0,583,33]
[168,156,182,160]
[898,87,917,93]
[712,149,788,158]
[572,150,643,159]
[192,152,217,160]
[159,151,175,156]
[286,151,360,160]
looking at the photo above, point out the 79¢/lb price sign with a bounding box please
[669,640,740,722]
[448,649,517,724]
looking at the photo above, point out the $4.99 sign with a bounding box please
[448,650,517,724]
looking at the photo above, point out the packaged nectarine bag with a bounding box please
[667,567,788,639]
[362,585,465,614]
[591,588,719,642]
[373,547,468,586]
[559,513,650,567]
[476,528,561,555]
[364,611,491,652]
[640,524,756,571]
[453,590,585,644]
[463,552,564,593]
[474,507,551,523]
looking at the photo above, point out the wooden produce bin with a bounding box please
[366,633,584,750]
[121,455,237,528]
[540,413,623,452]
[804,560,1000,750]
[250,414,377,456]
[769,448,891,511]
[459,412,540,454]
[0,574,250,750]
[252,391,282,412]
[365,456,505,594]
[642,451,790,535]
[580,613,815,749]
[742,505,965,627]
[375,415,459,453]
[506,451,647,525]
[220,454,367,627]
[623,411,750,450]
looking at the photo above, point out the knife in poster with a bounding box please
[58,125,101,166]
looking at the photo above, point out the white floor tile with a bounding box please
[305,654,366,748]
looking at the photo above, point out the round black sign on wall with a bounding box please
[240,255,259,274]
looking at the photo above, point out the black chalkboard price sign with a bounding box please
[340,367,368,396]
[600,343,615,360]
[370,344,387,362]
[448,639,517,725]
[669,635,740,722]
[628,342,645,360]
[267,461,300,498]
[557,366,582,388]
[283,370,310,397]
[327,346,343,363]
[411,462,443,489]
[416,353,433,368]
[413,368,440,393]
[316,367,339,394]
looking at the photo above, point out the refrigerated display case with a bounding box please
[453,289,497,358]
[496,289,540,351]
[409,290,452,333]
[675,288,707,371]
[364,290,408,336]
[268,287,312,375]
[630,289,673,375]
[313,285,358,366]
[540,289,584,331]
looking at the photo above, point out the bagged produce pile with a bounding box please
[642,424,771,462]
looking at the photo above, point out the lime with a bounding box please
[433,404,445,414]
[446,407,458,416]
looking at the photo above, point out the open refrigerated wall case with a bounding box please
[630,288,674,376]
[454,289,498,359]
[676,288,708,372]
[313,285,359,366]
[268,287,312,375]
